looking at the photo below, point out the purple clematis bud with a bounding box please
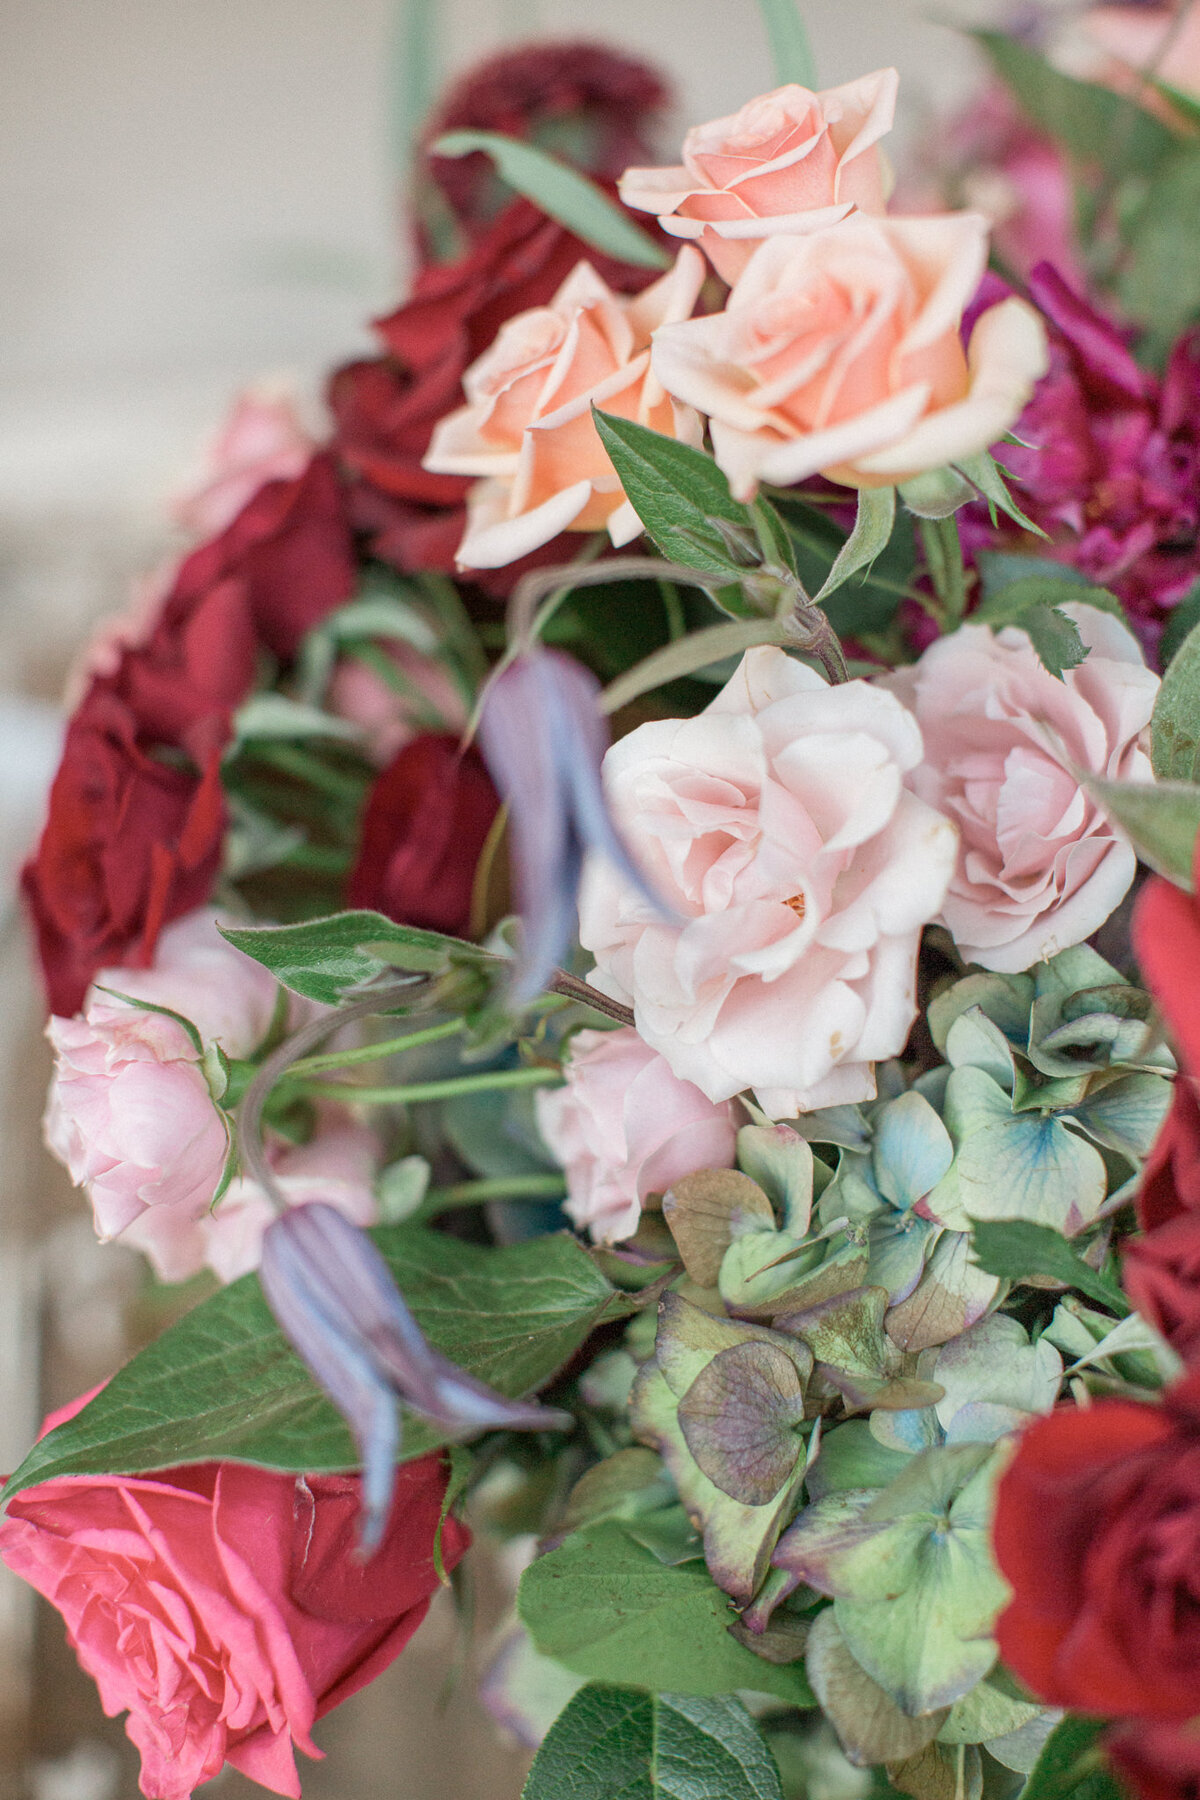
[478,648,660,998]
[260,1203,571,1550]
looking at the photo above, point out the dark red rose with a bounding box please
[21,692,226,1016]
[1139,1081,1200,1230]
[993,1375,1200,1722]
[108,575,258,765]
[422,41,667,237]
[328,195,663,579]
[347,733,500,937]
[1124,1212,1200,1360]
[1110,1722,1200,1800]
[1132,854,1200,1226]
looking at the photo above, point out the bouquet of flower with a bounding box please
[8,3,1200,1797]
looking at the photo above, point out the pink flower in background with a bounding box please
[536,1026,737,1242]
[579,647,958,1116]
[172,390,315,541]
[0,1397,466,1800]
[889,603,1158,973]
[327,642,468,766]
[1084,5,1200,102]
[422,250,705,567]
[43,910,286,1281]
[651,216,1048,498]
[619,73,897,284]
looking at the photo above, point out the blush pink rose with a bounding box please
[650,214,1049,498]
[172,389,314,541]
[0,1399,467,1800]
[327,642,469,766]
[619,72,898,284]
[578,647,958,1116]
[43,909,286,1280]
[888,603,1159,973]
[536,1026,737,1242]
[422,251,705,568]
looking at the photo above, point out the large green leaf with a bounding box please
[220,910,494,1005]
[1119,147,1200,352]
[2,1229,629,1504]
[431,131,669,270]
[968,1218,1129,1317]
[522,1683,785,1800]
[1152,616,1200,782]
[756,0,817,89]
[518,1521,815,1706]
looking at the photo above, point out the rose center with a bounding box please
[783,893,807,921]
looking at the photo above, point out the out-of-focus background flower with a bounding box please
[0,2,1073,1794]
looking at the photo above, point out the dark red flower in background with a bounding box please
[1124,1212,1200,1361]
[347,733,500,937]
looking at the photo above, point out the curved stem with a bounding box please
[548,970,636,1027]
[295,1066,561,1106]
[286,1017,464,1078]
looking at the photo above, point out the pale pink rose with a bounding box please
[578,647,958,1117]
[172,389,314,540]
[121,1118,381,1285]
[327,643,469,766]
[1083,6,1200,103]
[650,215,1049,500]
[888,604,1159,974]
[619,73,898,284]
[422,252,706,568]
[43,910,286,1281]
[536,1027,737,1243]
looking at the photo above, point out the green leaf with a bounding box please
[591,411,759,586]
[1159,582,1200,668]
[232,693,363,746]
[522,1683,785,1800]
[1152,617,1200,782]
[1084,774,1200,889]
[1118,147,1200,353]
[972,576,1128,681]
[2,1229,628,1504]
[816,486,896,602]
[756,0,817,88]
[1020,1715,1114,1800]
[976,555,1093,600]
[968,1218,1129,1316]
[219,910,494,1006]
[973,575,1125,627]
[600,619,797,717]
[431,131,669,270]
[956,451,1046,537]
[974,31,1176,180]
[518,1522,815,1706]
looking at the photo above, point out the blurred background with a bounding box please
[0,1,1042,1793]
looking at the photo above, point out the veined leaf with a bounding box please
[968,1218,1129,1317]
[431,131,669,269]
[220,910,496,1005]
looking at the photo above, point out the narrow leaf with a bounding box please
[815,486,895,602]
[757,0,817,88]
[1020,1715,1114,1800]
[1084,774,1200,889]
[600,619,797,716]
[968,1218,1129,1316]
[220,910,495,1005]
[431,131,670,269]
[1152,616,1200,783]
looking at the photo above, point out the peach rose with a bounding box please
[535,1026,737,1243]
[578,647,958,1116]
[887,603,1159,974]
[422,251,705,568]
[619,72,898,284]
[650,214,1049,499]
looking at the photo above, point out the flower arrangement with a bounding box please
[8,4,1200,1798]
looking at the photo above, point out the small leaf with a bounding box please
[1152,616,1200,782]
[973,575,1125,627]
[591,410,759,584]
[431,131,670,270]
[968,1217,1129,1316]
[521,1683,785,1800]
[816,486,896,602]
[955,451,1046,537]
[757,0,817,88]
[600,618,796,716]
[972,581,1099,681]
[1085,774,1200,888]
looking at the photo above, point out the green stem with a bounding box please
[413,1173,567,1221]
[919,515,968,629]
[657,578,687,642]
[285,1018,465,1078]
[253,743,367,804]
[276,842,355,875]
[294,1066,561,1106]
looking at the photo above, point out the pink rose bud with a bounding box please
[171,388,314,541]
[619,72,898,283]
[43,909,285,1282]
[536,1026,738,1243]
[327,641,469,766]
[888,603,1160,973]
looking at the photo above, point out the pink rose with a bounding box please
[0,1399,467,1800]
[889,604,1159,973]
[619,74,898,285]
[422,251,705,568]
[327,642,469,766]
[650,215,1048,498]
[578,647,958,1116]
[536,1026,737,1242]
[43,910,286,1280]
[172,389,314,541]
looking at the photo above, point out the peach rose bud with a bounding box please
[650,214,1049,501]
[619,72,898,284]
[422,250,706,569]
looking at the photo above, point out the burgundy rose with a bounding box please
[1124,1213,1200,1361]
[1133,850,1200,1226]
[21,693,226,1017]
[347,733,500,937]
[1110,1723,1200,1800]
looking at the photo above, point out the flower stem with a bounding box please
[413,1173,567,1222]
[919,515,968,629]
[294,1066,562,1106]
[285,1018,465,1078]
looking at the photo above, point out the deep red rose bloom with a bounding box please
[1132,852,1200,1225]
[1110,1722,1200,1800]
[993,1374,1200,1722]
[347,732,500,937]
[108,574,259,765]
[1124,1212,1200,1360]
[1139,1081,1200,1229]
[21,692,226,1017]
[328,195,663,579]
